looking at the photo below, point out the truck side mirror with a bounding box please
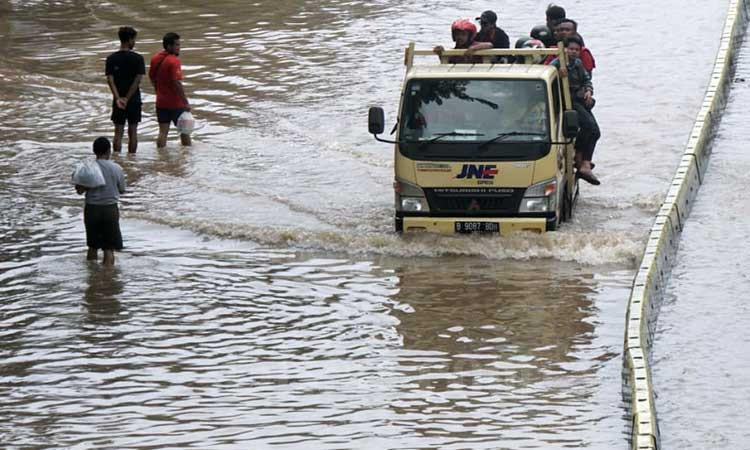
[563,110,579,139]
[368,107,385,135]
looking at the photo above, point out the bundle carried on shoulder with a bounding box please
[71,159,105,188]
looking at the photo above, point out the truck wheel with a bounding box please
[562,187,572,222]
[395,217,403,233]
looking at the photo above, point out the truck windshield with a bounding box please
[399,79,551,161]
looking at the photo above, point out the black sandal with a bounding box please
[577,170,601,185]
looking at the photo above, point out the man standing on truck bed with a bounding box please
[149,32,191,148]
[474,10,509,49]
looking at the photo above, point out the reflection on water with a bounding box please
[83,266,123,325]
[386,260,624,447]
[0,238,630,449]
[0,0,730,448]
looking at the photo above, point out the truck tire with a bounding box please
[562,187,572,222]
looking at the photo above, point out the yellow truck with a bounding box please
[368,44,580,234]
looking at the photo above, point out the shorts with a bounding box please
[84,204,123,250]
[156,107,187,125]
[111,101,142,125]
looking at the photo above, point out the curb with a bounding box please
[622,0,750,448]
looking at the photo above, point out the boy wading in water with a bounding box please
[75,137,126,266]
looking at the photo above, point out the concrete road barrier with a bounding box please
[622,0,750,448]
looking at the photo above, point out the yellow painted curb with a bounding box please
[623,0,749,448]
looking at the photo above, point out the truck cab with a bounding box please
[369,44,580,234]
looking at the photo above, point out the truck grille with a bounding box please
[424,188,525,215]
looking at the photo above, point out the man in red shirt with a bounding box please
[149,32,191,148]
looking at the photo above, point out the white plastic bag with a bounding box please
[176,111,195,136]
[71,160,105,188]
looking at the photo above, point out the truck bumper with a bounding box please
[401,217,549,235]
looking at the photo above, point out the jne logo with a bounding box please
[456,164,498,179]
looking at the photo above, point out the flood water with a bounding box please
[0,0,729,448]
[653,26,750,450]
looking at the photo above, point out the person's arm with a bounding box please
[580,62,593,93]
[174,80,191,111]
[117,170,126,195]
[148,57,157,91]
[105,57,125,109]
[579,62,594,106]
[550,58,568,77]
[168,60,191,111]
[465,41,492,56]
[496,30,510,49]
[580,48,595,73]
[120,74,143,108]
[106,75,125,109]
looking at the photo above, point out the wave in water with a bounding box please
[126,211,645,266]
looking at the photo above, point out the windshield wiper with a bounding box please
[477,132,547,152]
[418,131,484,150]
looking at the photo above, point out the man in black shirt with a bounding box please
[105,26,145,153]
[474,10,509,50]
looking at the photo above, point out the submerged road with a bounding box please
[652,25,750,450]
[0,0,740,448]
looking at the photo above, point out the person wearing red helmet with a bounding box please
[433,19,492,64]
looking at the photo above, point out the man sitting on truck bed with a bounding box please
[433,19,492,64]
[551,36,601,185]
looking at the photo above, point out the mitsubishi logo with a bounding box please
[468,198,481,211]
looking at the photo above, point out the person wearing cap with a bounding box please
[474,10,509,50]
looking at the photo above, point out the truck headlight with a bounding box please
[401,197,428,212]
[519,178,557,213]
[394,178,430,212]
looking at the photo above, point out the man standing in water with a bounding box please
[106,26,145,153]
[149,32,191,148]
[75,137,127,267]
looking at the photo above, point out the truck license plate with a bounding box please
[454,222,499,233]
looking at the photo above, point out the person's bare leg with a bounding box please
[87,248,98,261]
[102,249,115,267]
[180,133,191,146]
[113,124,125,152]
[157,122,170,148]
[127,123,138,153]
